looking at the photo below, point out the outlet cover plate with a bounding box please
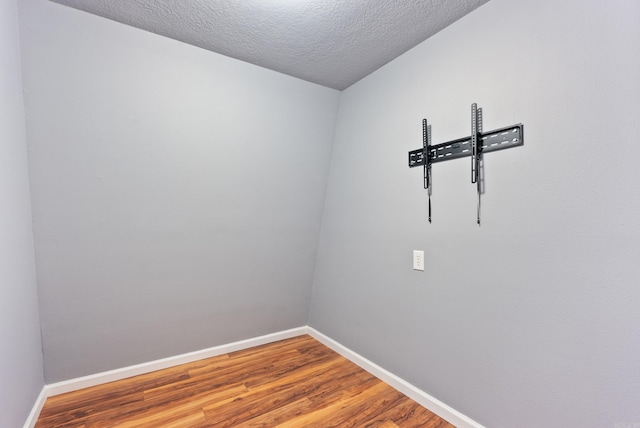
[413,250,424,271]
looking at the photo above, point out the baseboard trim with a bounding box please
[306,327,485,428]
[23,387,47,428]
[44,326,307,398]
[27,325,482,428]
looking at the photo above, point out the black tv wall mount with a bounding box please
[408,103,523,225]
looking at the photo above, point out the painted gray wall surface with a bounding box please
[0,0,45,425]
[310,0,640,427]
[19,0,340,383]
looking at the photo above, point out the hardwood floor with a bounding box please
[36,335,454,427]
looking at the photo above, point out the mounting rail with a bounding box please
[408,103,523,225]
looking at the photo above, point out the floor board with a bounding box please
[36,335,455,427]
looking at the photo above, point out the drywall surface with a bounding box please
[0,0,45,425]
[310,0,640,427]
[19,0,339,382]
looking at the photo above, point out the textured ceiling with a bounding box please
[49,0,489,90]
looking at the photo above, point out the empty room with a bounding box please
[2,0,639,427]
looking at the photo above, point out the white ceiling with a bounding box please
[49,0,489,90]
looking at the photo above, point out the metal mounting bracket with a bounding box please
[408,123,523,168]
[407,103,523,225]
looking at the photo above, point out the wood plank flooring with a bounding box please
[36,335,454,427]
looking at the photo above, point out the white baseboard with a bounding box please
[307,327,485,428]
[26,325,482,428]
[23,387,47,428]
[43,326,307,398]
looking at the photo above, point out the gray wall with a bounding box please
[0,0,45,426]
[310,0,640,427]
[19,0,340,382]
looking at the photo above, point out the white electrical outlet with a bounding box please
[413,250,424,271]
